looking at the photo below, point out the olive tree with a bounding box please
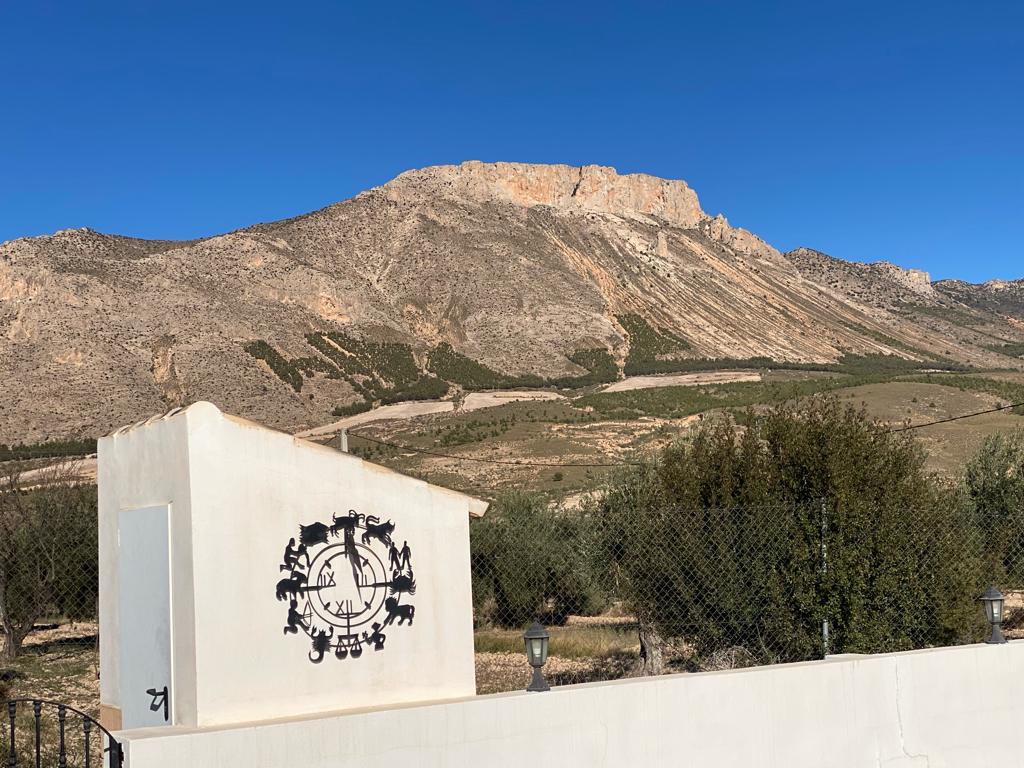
[470,492,600,628]
[964,428,1024,585]
[590,397,984,670]
[0,463,98,660]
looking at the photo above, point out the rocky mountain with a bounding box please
[2,161,1022,443]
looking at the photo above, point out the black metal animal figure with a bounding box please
[276,571,307,601]
[382,597,414,627]
[364,622,387,651]
[330,509,364,539]
[361,516,395,548]
[309,627,334,663]
[284,599,307,635]
[280,538,310,572]
[389,571,417,596]
[299,521,331,547]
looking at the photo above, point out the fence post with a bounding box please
[821,498,829,657]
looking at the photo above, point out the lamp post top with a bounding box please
[524,622,550,640]
[982,586,1004,602]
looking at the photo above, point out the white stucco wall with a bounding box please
[99,402,485,729]
[120,641,1024,768]
[99,408,199,726]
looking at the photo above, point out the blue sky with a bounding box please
[1,1,1021,281]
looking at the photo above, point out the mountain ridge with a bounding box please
[2,161,1022,443]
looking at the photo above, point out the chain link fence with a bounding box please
[470,496,1021,693]
[1,469,1021,709]
[0,463,99,718]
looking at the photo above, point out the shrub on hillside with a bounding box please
[428,343,517,390]
[429,343,619,391]
[0,438,97,462]
[617,313,692,376]
[244,340,303,392]
[546,348,619,388]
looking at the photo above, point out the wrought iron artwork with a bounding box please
[146,686,169,722]
[277,510,416,663]
[5,699,123,767]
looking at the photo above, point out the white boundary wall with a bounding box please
[121,641,1024,768]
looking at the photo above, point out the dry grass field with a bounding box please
[834,381,1024,474]
[2,623,99,716]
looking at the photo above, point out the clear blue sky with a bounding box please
[1,1,1021,281]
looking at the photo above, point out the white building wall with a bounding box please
[98,408,199,728]
[183,407,480,726]
[99,402,484,730]
[120,641,1024,768]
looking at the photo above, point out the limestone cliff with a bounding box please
[385,162,706,227]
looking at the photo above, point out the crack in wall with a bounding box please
[892,664,932,767]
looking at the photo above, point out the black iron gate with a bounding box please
[5,699,123,767]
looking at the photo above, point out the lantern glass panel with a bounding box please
[530,638,545,664]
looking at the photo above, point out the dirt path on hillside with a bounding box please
[601,370,761,393]
[462,391,565,411]
[295,400,455,438]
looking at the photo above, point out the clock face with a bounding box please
[306,543,387,631]
[275,510,416,663]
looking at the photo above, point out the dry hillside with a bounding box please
[2,161,1022,443]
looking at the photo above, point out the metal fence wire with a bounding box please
[1,482,1021,708]
[469,499,1017,693]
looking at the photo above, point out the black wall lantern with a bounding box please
[523,622,550,692]
[981,586,1007,644]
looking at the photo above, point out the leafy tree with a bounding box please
[964,428,1024,584]
[471,493,600,628]
[590,397,984,669]
[0,464,98,660]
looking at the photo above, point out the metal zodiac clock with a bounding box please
[276,510,416,663]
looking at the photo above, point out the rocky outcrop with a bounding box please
[935,277,1024,316]
[786,248,937,310]
[384,161,707,228]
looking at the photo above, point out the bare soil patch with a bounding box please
[601,370,761,393]
[462,391,564,411]
[296,400,454,438]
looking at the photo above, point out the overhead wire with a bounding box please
[892,400,1024,432]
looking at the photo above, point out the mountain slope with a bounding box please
[1,161,1022,443]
